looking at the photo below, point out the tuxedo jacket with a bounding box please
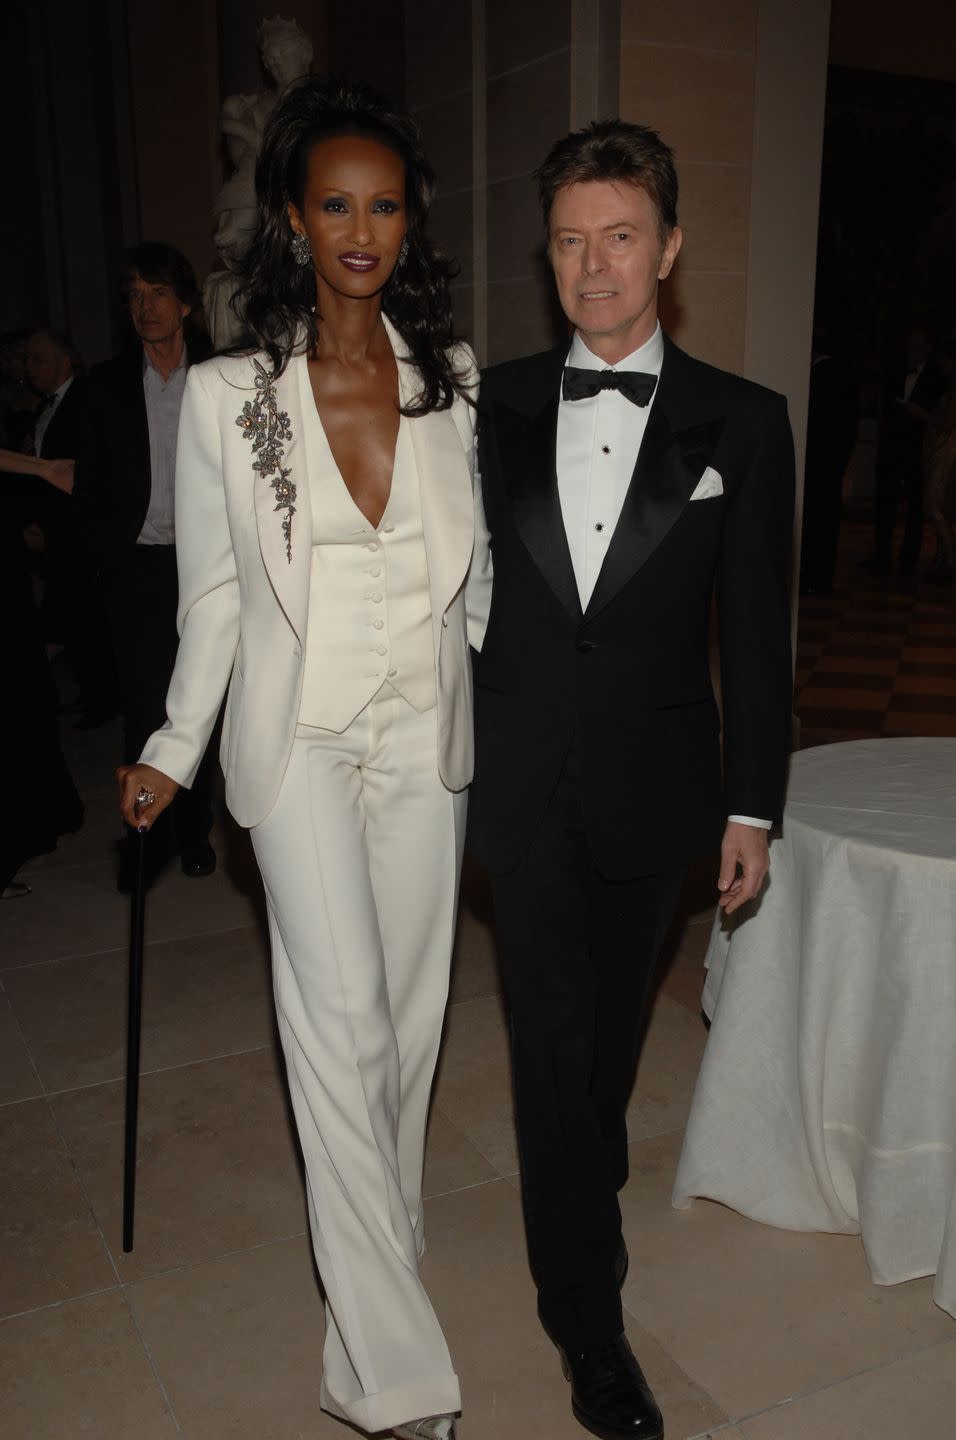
[75,350,153,563]
[26,378,93,550]
[468,334,795,879]
[76,340,208,567]
[38,376,93,464]
[140,318,492,828]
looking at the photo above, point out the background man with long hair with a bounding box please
[77,243,217,889]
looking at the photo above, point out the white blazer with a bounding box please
[140,317,492,828]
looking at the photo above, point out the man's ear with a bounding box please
[658,225,683,281]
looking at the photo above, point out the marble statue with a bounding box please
[205,16,314,349]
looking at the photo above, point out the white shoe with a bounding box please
[393,1417,457,1440]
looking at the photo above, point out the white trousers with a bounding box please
[251,686,465,1434]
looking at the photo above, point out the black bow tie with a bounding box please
[562,366,658,406]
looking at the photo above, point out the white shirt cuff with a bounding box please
[728,814,773,829]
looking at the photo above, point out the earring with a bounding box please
[397,237,410,267]
[291,232,312,267]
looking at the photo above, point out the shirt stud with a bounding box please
[601,445,610,454]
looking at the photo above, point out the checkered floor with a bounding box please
[795,515,956,749]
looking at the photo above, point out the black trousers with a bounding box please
[68,564,118,718]
[489,750,684,1351]
[107,544,214,854]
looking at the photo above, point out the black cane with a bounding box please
[122,830,147,1253]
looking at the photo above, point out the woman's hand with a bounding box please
[44,457,75,494]
[0,448,74,491]
[117,763,180,832]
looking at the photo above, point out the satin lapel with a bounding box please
[584,403,725,621]
[251,353,310,642]
[408,403,473,615]
[388,316,474,614]
[506,391,582,620]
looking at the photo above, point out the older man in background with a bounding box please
[25,328,118,728]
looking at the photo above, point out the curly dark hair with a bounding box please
[234,78,468,415]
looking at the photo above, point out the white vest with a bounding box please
[298,400,437,732]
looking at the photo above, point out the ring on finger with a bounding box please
[135,785,157,807]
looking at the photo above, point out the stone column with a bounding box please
[619,0,831,665]
[405,0,618,364]
[127,0,222,284]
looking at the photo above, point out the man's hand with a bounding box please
[717,821,770,915]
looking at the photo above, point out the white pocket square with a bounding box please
[689,466,723,501]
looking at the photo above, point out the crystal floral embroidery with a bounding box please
[236,359,296,562]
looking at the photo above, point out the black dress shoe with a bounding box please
[560,1334,663,1439]
[180,841,216,878]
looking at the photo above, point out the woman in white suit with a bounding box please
[118,80,491,1440]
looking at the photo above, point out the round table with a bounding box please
[673,737,956,1318]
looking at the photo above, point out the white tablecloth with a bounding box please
[673,738,956,1318]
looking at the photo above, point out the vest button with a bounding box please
[373,619,384,630]
[576,640,596,653]
[371,592,383,603]
[370,567,381,577]
[376,644,387,655]
[382,522,395,533]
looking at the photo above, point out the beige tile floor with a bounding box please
[2,719,955,1440]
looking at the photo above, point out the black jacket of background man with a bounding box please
[38,375,93,467]
[468,334,796,881]
[74,341,215,859]
[20,376,93,552]
[75,350,167,567]
[31,376,94,604]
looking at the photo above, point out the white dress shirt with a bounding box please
[557,324,664,611]
[33,376,73,457]
[556,324,770,832]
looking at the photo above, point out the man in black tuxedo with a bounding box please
[470,121,795,1440]
[76,243,216,887]
[25,329,117,727]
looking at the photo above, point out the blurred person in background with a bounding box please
[24,329,118,727]
[799,321,859,596]
[0,462,83,898]
[923,337,956,584]
[865,322,948,576]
